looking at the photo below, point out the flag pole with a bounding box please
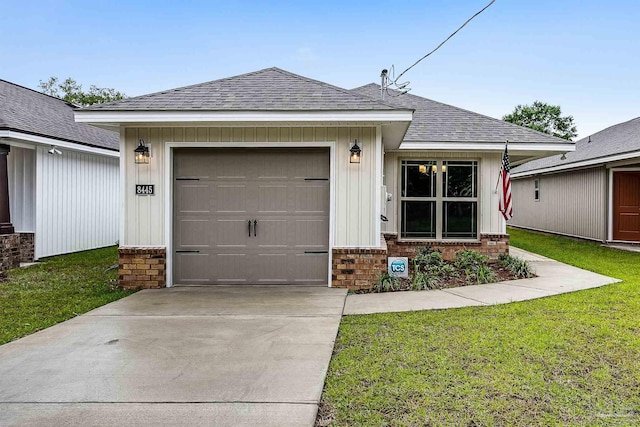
[495,140,508,193]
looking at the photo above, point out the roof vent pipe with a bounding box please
[380,69,388,100]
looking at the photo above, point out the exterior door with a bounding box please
[173,148,330,285]
[613,171,640,241]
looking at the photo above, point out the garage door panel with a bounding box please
[293,254,329,284]
[294,184,329,214]
[215,219,250,247]
[256,219,288,248]
[215,254,249,283]
[215,185,248,213]
[258,185,289,213]
[177,219,210,247]
[176,184,210,213]
[255,254,289,283]
[175,254,210,284]
[294,219,329,248]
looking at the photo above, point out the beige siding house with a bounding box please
[511,117,640,243]
[75,67,572,290]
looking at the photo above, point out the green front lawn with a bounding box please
[318,228,640,426]
[0,247,134,345]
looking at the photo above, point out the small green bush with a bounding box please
[476,265,497,284]
[455,250,490,270]
[373,272,402,293]
[499,254,534,278]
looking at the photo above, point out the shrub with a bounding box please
[455,250,490,270]
[409,271,439,291]
[373,272,402,293]
[499,254,534,278]
[476,265,497,284]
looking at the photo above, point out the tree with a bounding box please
[503,101,577,141]
[38,77,126,106]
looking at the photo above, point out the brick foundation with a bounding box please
[0,233,21,272]
[385,233,509,261]
[331,236,387,291]
[118,247,166,289]
[331,234,509,291]
[19,233,35,263]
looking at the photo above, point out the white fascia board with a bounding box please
[398,141,576,152]
[0,130,119,158]
[512,150,640,178]
[74,110,414,124]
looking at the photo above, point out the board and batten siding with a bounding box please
[383,151,504,236]
[123,126,380,248]
[7,146,36,233]
[35,146,119,258]
[510,166,607,241]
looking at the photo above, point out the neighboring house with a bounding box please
[75,67,573,290]
[0,79,119,269]
[510,117,640,243]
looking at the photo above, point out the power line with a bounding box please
[386,0,496,94]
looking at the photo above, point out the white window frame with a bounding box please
[534,178,540,201]
[399,159,479,241]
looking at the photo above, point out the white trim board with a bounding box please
[163,141,337,288]
[75,110,414,124]
[0,130,119,157]
[608,167,640,242]
[512,150,640,178]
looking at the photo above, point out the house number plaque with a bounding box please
[135,184,155,196]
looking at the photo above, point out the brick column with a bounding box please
[118,247,166,289]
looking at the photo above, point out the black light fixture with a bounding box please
[134,139,150,165]
[349,139,361,164]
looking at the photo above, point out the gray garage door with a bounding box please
[173,148,330,285]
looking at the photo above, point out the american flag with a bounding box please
[499,142,513,221]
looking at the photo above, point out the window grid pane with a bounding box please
[442,201,477,239]
[401,201,436,239]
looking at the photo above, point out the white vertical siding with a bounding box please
[7,146,36,232]
[123,126,380,248]
[383,151,504,236]
[35,146,119,259]
[510,167,607,241]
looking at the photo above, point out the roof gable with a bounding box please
[512,117,640,175]
[0,80,119,151]
[351,83,567,145]
[82,68,401,112]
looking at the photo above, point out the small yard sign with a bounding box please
[388,257,408,278]
[135,184,155,196]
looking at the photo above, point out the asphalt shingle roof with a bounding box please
[351,83,568,144]
[0,80,119,151]
[81,68,402,112]
[512,117,640,174]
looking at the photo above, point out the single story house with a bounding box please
[0,79,119,269]
[510,117,640,243]
[75,67,573,290]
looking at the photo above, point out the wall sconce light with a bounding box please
[134,139,150,165]
[349,140,361,164]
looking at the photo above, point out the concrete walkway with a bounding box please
[0,286,347,427]
[344,247,621,315]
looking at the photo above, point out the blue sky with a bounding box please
[2,0,638,139]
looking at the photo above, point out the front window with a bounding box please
[401,160,478,240]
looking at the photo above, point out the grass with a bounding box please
[318,228,640,426]
[0,246,134,345]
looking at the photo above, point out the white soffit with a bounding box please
[0,130,119,157]
[512,150,640,178]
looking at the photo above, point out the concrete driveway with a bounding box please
[0,286,347,427]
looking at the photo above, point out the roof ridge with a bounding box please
[353,83,568,143]
[269,69,402,110]
[0,79,77,108]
